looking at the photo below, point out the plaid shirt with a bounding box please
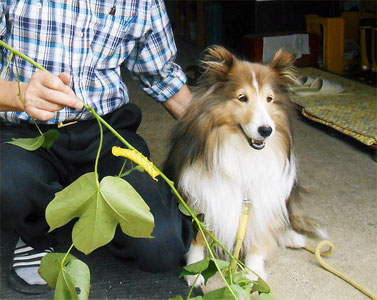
[0,0,186,124]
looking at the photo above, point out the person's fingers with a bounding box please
[58,72,71,86]
[32,97,65,112]
[57,73,77,97]
[31,71,82,109]
[37,87,82,109]
[26,106,55,121]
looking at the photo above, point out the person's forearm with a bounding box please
[162,84,192,120]
[0,79,26,111]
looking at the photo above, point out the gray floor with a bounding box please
[1,40,376,300]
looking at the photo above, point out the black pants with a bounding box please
[0,104,193,272]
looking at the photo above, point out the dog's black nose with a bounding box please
[258,126,273,137]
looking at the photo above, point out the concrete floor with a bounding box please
[129,40,377,300]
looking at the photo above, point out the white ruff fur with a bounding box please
[179,131,297,255]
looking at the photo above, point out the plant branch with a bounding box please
[118,158,128,177]
[61,244,74,270]
[14,59,44,136]
[94,118,104,187]
[0,40,48,72]
[0,52,14,79]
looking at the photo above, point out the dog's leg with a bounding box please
[277,228,306,249]
[184,231,205,287]
[245,246,268,282]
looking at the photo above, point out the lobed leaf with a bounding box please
[39,253,75,288]
[54,258,90,300]
[39,253,90,300]
[46,173,154,254]
[46,173,98,232]
[100,176,154,238]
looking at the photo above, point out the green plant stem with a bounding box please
[0,40,48,72]
[120,166,142,178]
[118,158,128,177]
[0,52,14,79]
[94,118,104,187]
[61,244,74,270]
[198,225,237,300]
[84,105,134,150]
[13,58,44,136]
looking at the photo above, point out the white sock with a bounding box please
[13,238,49,285]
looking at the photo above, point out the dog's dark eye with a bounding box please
[267,95,274,103]
[237,94,248,102]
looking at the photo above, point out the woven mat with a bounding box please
[290,68,377,146]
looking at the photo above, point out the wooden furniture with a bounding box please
[305,12,377,74]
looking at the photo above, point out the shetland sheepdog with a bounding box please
[164,46,325,286]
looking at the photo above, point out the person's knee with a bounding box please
[136,239,186,273]
[110,224,191,273]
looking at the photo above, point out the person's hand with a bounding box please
[22,71,83,121]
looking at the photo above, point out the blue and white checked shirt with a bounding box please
[0,0,187,124]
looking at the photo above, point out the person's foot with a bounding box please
[8,238,53,294]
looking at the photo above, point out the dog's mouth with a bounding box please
[238,125,265,150]
[249,138,265,150]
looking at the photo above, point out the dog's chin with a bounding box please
[247,138,265,150]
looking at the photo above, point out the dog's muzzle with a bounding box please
[239,125,266,150]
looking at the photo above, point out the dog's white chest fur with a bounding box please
[179,133,296,252]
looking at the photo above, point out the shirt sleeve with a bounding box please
[126,0,187,102]
[0,4,6,37]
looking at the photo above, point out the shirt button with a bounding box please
[76,30,84,38]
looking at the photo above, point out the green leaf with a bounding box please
[251,277,270,294]
[213,259,230,270]
[233,272,253,286]
[178,202,199,217]
[178,202,191,216]
[201,259,229,284]
[258,292,275,300]
[99,176,154,238]
[180,258,210,277]
[6,135,45,151]
[39,253,75,288]
[6,129,60,151]
[39,253,90,300]
[54,258,90,300]
[46,173,154,254]
[203,284,248,300]
[180,258,229,284]
[41,129,60,150]
[46,173,98,232]
[169,296,184,300]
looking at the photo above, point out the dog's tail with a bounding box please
[288,185,328,239]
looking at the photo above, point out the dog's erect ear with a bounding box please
[201,45,235,81]
[270,49,295,85]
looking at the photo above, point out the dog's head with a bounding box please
[198,46,295,151]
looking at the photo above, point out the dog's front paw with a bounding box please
[184,274,205,287]
[246,266,267,282]
[245,253,267,282]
